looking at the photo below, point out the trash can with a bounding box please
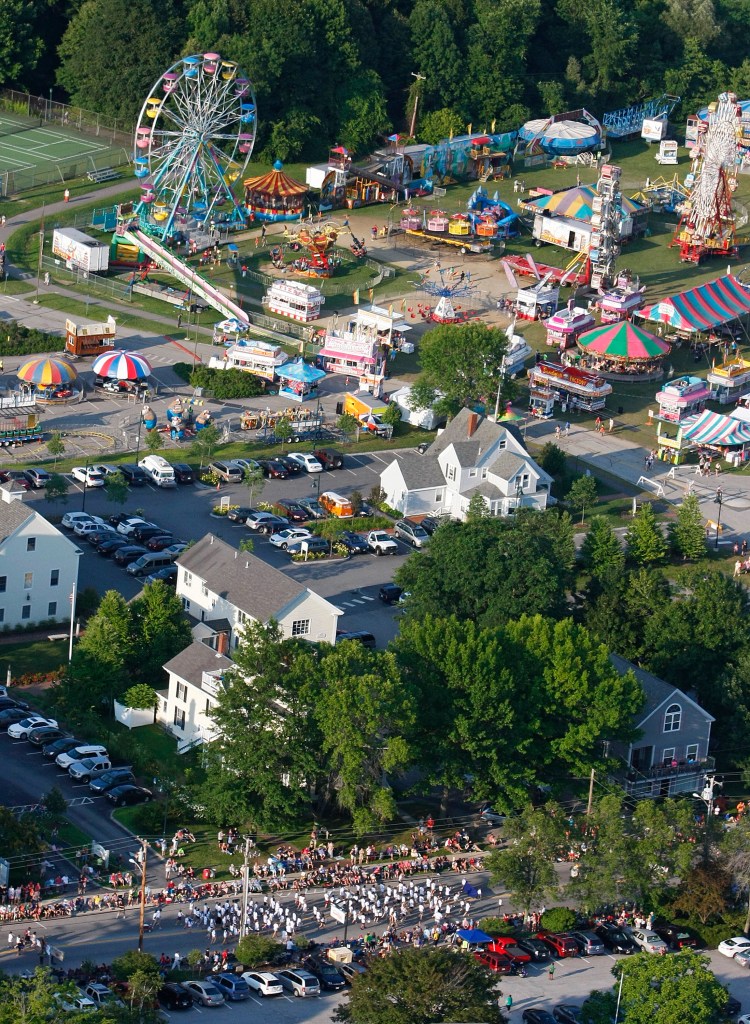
[617,406,624,415]
[336,401,343,415]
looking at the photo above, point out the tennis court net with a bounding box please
[0,118,39,138]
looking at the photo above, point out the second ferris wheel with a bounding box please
[133,52,257,240]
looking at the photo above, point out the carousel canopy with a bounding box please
[92,349,152,380]
[243,160,307,197]
[215,318,247,334]
[576,320,670,360]
[17,356,77,385]
[639,275,750,334]
[521,184,644,221]
[681,408,750,446]
[276,359,326,384]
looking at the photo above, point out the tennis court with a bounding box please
[0,109,130,196]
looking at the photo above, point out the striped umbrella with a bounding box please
[576,321,669,361]
[92,349,152,380]
[17,356,78,386]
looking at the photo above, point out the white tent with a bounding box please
[391,386,445,430]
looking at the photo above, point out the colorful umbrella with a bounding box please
[498,401,525,422]
[17,356,78,386]
[576,321,669,361]
[91,350,152,379]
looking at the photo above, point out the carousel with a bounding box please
[573,320,670,380]
[243,160,308,221]
[17,356,80,403]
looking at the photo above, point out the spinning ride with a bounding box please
[133,53,257,240]
[672,92,740,263]
[417,267,477,323]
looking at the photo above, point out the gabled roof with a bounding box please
[177,534,308,621]
[428,407,507,458]
[609,653,714,726]
[164,640,233,687]
[0,498,34,543]
[488,452,527,480]
[388,453,445,490]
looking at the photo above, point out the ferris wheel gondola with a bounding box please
[133,53,257,240]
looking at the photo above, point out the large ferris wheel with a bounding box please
[672,91,740,264]
[133,53,257,240]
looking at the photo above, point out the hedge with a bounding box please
[0,322,63,357]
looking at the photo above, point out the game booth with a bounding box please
[707,358,750,405]
[262,280,324,322]
[655,375,711,423]
[596,270,646,323]
[276,359,326,403]
[574,320,670,380]
[545,306,595,351]
[657,408,750,465]
[639,274,750,342]
[528,360,613,417]
[209,339,288,382]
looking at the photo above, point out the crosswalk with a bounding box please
[338,594,376,608]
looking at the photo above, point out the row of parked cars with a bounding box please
[209,448,344,484]
[60,510,185,580]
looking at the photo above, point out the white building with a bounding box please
[379,408,552,520]
[0,487,80,630]
[159,534,341,748]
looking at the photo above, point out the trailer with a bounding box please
[64,316,117,358]
[52,228,109,273]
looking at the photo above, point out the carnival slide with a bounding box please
[120,227,250,326]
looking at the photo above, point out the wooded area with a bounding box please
[3,0,750,161]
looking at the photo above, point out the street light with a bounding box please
[693,773,721,864]
[713,487,724,548]
[128,838,148,952]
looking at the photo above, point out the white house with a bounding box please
[380,408,552,520]
[159,534,342,748]
[0,487,80,630]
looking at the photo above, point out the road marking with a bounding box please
[359,595,375,601]
[249,996,263,1006]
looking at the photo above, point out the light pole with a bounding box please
[68,581,76,663]
[713,487,723,548]
[129,838,148,952]
[693,774,720,865]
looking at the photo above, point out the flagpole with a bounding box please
[68,581,76,663]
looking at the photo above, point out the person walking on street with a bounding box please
[63,189,70,203]
[505,994,513,1012]
[548,962,556,980]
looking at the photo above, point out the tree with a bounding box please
[338,70,391,153]
[189,422,221,469]
[338,412,359,435]
[42,786,67,816]
[122,683,158,718]
[580,516,625,587]
[566,474,598,524]
[274,416,293,449]
[45,474,69,504]
[46,431,65,466]
[130,581,192,686]
[670,493,706,560]
[104,471,129,506]
[144,429,162,456]
[0,966,77,1024]
[112,950,160,982]
[408,322,509,416]
[235,935,282,968]
[465,493,490,521]
[670,865,732,925]
[626,502,668,565]
[77,589,134,677]
[418,108,465,145]
[335,947,502,1024]
[600,949,727,1024]
[349,490,363,516]
[0,1,46,88]
[238,537,255,554]
[381,403,402,427]
[538,441,567,477]
[242,465,265,507]
[486,805,565,914]
[723,817,750,933]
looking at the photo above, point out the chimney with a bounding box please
[216,632,229,656]
[467,411,479,437]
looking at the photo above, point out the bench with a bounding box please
[86,168,122,184]
[48,633,67,641]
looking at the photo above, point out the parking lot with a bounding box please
[29,448,420,647]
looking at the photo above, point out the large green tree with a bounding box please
[626,502,668,566]
[130,580,192,686]
[0,1,47,87]
[670,493,707,560]
[486,804,565,914]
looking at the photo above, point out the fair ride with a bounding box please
[133,53,256,240]
[413,267,479,324]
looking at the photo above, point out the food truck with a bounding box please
[52,228,109,273]
[655,375,711,423]
[528,360,612,416]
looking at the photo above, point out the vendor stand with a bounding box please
[658,408,750,467]
[655,375,711,423]
[515,280,560,321]
[528,360,612,416]
[276,359,325,403]
[707,358,750,405]
[209,339,288,382]
[545,305,595,350]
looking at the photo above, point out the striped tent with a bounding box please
[243,160,307,199]
[640,275,750,334]
[681,409,750,446]
[577,320,669,360]
[520,184,644,221]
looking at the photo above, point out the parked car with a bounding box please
[146,565,178,585]
[654,923,700,949]
[71,466,105,488]
[269,528,312,549]
[226,507,256,524]
[213,974,250,1001]
[131,523,161,541]
[54,993,96,1012]
[8,715,58,739]
[297,497,327,519]
[286,536,330,556]
[516,937,550,961]
[241,971,284,997]
[277,456,303,476]
[180,980,225,1007]
[23,468,51,489]
[335,630,376,648]
[630,929,669,954]
[719,937,750,959]
[552,1008,584,1024]
[89,768,136,794]
[489,937,532,963]
[119,464,148,486]
[113,545,148,566]
[97,536,131,557]
[367,531,399,555]
[569,931,606,956]
[43,736,83,760]
[69,755,112,780]
[162,543,187,558]
[421,514,448,535]
[28,726,67,747]
[61,512,93,530]
[313,448,344,470]
[473,949,513,974]
[286,452,323,473]
[734,950,750,969]
[0,707,32,729]
[302,957,346,991]
[158,982,193,1010]
[274,499,308,523]
[522,1011,558,1024]
[106,784,153,806]
[536,932,579,958]
[209,460,243,483]
[594,924,639,955]
[338,531,369,554]
[89,464,119,478]
[245,512,289,534]
[74,521,114,540]
[233,458,261,476]
[84,983,124,1009]
[415,440,431,455]
[90,529,123,550]
[116,517,148,536]
[145,534,175,551]
[172,463,195,484]
[394,518,430,548]
[379,583,404,604]
[332,960,367,984]
[274,969,321,997]
[258,459,289,479]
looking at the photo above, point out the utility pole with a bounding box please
[239,837,253,940]
[587,768,595,815]
[136,838,148,952]
[695,773,719,864]
[409,73,426,139]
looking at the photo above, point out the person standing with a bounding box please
[548,962,556,980]
[63,189,70,203]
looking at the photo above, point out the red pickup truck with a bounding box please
[488,937,532,963]
[535,931,579,958]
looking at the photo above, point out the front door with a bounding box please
[631,746,653,772]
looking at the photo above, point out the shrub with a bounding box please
[188,365,265,400]
[112,950,160,982]
[0,322,64,357]
[540,907,576,932]
[212,504,239,516]
[235,935,282,968]
[478,916,515,936]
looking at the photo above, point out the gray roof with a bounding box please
[488,452,526,480]
[0,496,33,543]
[177,534,306,620]
[164,639,233,686]
[428,408,507,458]
[609,653,714,725]
[463,480,502,498]
[393,453,446,490]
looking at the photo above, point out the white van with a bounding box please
[56,744,107,769]
[126,551,176,577]
[138,455,176,488]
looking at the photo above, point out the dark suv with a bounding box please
[119,464,147,486]
[313,448,344,470]
[303,956,346,991]
[594,923,639,954]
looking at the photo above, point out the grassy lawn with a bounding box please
[1,638,67,679]
[0,176,134,220]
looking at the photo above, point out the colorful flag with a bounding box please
[353,289,360,305]
[491,119,496,133]
[400,298,406,312]
[467,123,472,135]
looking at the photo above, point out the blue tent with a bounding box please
[462,881,480,899]
[276,359,326,385]
[456,928,493,944]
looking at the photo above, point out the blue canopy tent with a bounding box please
[276,358,326,403]
[456,928,494,944]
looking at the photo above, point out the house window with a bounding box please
[662,747,675,766]
[21,606,30,620]
[291,619,310,637]
[173,708,186,729]
[435,491,443,502]
[183,570,192,586]
[469,469,478,478]
[498,439,506,450]
[27,538,36,552]
[481,468,488,479]
[50,570,59,587]
[23,573,33,590]
[446,464,456,482]
[201,583,209,597]
[176,682,187,703]
[0,609,4,623]
[205,699,212,714]
[685,743,699,762]
[664,703,681,732]
[181,598,191,612]
[48,602,57,617]
[522,474,530,488]
[0,577,5,593]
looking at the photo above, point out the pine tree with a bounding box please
[581,515,625,584]
[626,502,668,566]
[670,493,707,560]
